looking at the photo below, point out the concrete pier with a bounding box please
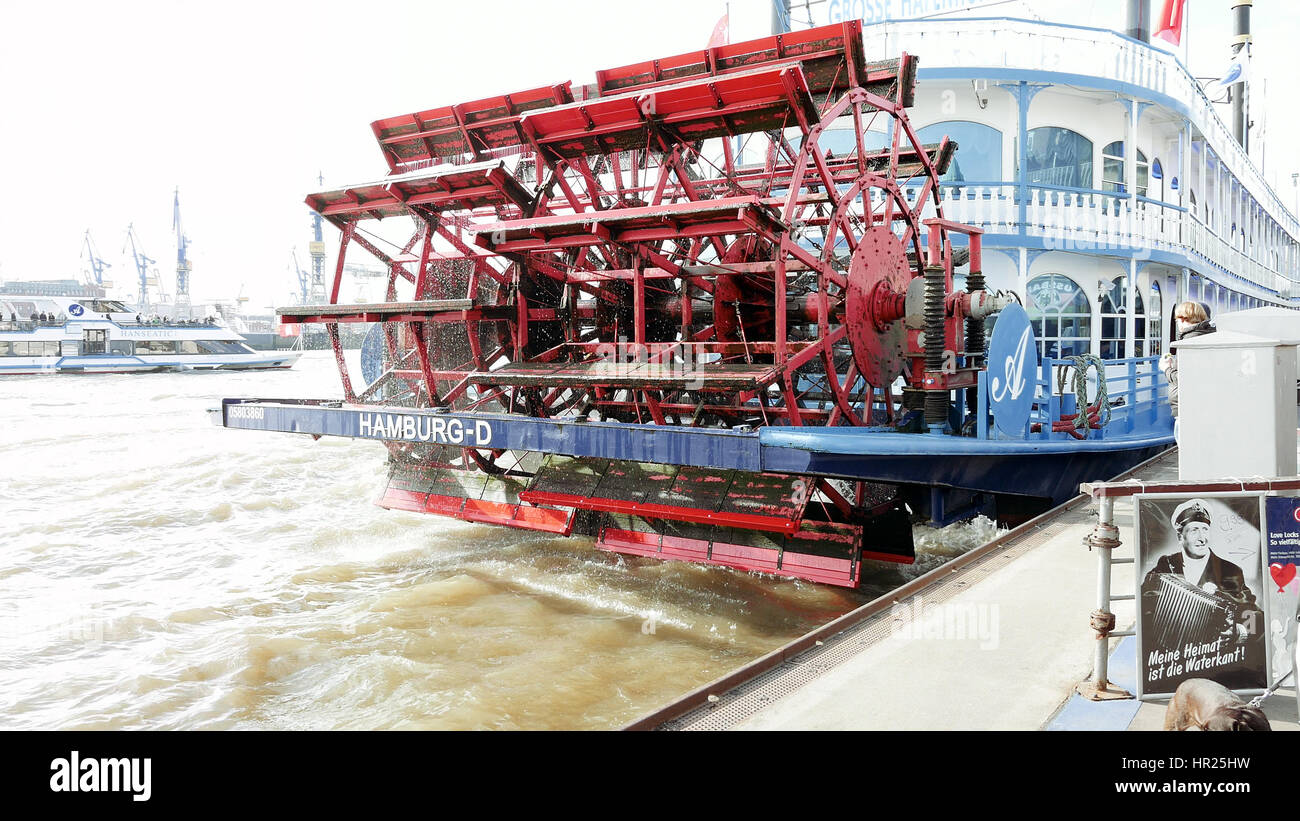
[630,447,1298,731]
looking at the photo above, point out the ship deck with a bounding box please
[628,446,1299,731]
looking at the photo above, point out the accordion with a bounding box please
[1149,573,1235,647]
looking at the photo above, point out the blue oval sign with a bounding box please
[69,303,84,317]
[987,303,1038,437]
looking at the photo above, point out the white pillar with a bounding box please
[1126,99,1138,358]
[1017,247,1028,298]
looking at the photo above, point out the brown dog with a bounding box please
[1163,678,1271,731]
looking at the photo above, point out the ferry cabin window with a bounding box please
[1025,127,1093,189]
[177,340,246,355]
[916,122,1003,184]
[85,300,129,313]
[82,328,107,355]
[1101,142,1148,197]
[135,340,175,355]
[203,340,248,354]
[0,341,60,356]
[1026,274,1091,359]
[110,341,134,356]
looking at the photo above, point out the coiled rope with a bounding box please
[1032,355,1111,439]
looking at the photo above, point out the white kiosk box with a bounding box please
[1216,307,1300,393]
[1174,329,1300,481]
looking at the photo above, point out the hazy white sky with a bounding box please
[1,0,1295,311]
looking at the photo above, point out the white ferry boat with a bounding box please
[791,6,1299,359]
[0,293,302,375]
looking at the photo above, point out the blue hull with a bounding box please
[760,427,1173,502]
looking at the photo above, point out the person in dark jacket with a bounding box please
[1159,301,1215,417]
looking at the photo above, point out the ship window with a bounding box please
[789,128,887,157]
[177,340,201,355]
[917,121,1002,183]
[8,341,59,356]
[110,341,134,356]
[1026,274,1091,359]
[135,340,176,355]
[1101,141,1148,197]
[198,340,245,354]
[1025,127,1093,189]
[819,129,871,156]
[1098,276,1144,358]
[82,328,107,355]
[0,342,9,356]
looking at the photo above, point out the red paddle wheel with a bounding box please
[282,22,998,586]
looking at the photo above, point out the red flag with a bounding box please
[1154,0,1185,46]
[707,13,729,48]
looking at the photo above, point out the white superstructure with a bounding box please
[812,15,1299,360]
[0,294,301,375]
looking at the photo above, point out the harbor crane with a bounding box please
[308,173,328,305]
[291,249,310,305]
[81,230,112,289]
[174,187,192,315]
[124,224,163,313]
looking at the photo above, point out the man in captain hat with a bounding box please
[1141,498,1263,646]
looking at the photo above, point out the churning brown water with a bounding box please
[0,351,997,729]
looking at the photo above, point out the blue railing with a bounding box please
[976,354,1171,441]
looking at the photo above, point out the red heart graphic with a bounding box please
[1270,562,1297,592]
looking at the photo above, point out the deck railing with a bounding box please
[861,17,1300,241]
[976,354,1171,441]
[927,182,1293,298]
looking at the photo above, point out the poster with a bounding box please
[1136,494,1269,698]
[1264,496,1300,689]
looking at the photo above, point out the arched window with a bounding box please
[1101,141,1149,196]
[1026,274,1092,359]
[1099,275,1144,359]
[816,128,877,155]
[1149,281,1163,357]
[917,121,1003,183]
[1025,127,1093,189]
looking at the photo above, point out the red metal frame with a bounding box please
[294,22,996,584]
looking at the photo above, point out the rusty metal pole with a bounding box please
[1077,494,1135,700]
